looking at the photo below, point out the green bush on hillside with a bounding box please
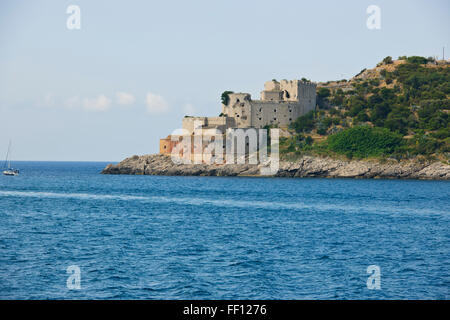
[317,88,331,98]
[327,126,403,158]
[290,110,316,133]
[406,56,429,65]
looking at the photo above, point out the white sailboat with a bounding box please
[3,140,19,176]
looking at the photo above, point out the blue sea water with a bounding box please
[0,161,449,300]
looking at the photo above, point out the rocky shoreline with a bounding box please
[101,154,450,180]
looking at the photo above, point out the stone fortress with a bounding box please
[222,79,316,129]
[160,79,317,154]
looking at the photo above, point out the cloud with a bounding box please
[82,94,111,112]
[116,91,135,106]
[64,96,80,109]
[38,93,56,107]
[183,103,196,115]
[145,92,169,114]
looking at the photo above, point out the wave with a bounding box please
[0,190,446,216]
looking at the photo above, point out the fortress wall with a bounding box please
[250,101,298,128]
[279,80,299,101]
[264,80,280,91]
[261,90,283,101]
[182,117,207,133]
[183,116,236,134]
[280,80,317,104]
[197,80,316,131]
[222,93,252,128]
[299,82,317,113]
[203,116,236,133]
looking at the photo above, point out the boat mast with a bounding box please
[4,140,11,169]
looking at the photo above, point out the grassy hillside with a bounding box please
[280,56,450,162]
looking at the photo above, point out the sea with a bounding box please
[0,161,449,299]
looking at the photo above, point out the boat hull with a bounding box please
[3,170,19,176]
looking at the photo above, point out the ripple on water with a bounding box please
[0,163,449,299]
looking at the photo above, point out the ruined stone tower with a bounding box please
[221,79,316,128]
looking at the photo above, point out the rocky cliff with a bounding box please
[101,154,450,180]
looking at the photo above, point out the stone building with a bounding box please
[181,116,236,134]
[160,79,316,155]
[220,79,316,129]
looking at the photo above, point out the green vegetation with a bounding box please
[221,91,234,106]
[317,87,331,99]
[280,56,450,161]
[290,111,316,133]
[382,56,393,64]
[327,126,403,158]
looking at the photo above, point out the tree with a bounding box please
[317,87,331,99]
[356,111,369,122]
[384,106,410,134]
[382,56,393,64]
[290,111,316,133]
[371,103,391,123]
[221,91,234,105]
[305,136,313,145]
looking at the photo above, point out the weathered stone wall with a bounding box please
[159,136,177,154]
[250,101,308,128]
[221,80,317,129]
[264,80,280,91]
[222,93,253,128]
[182,116,236,134]
[261,90,283,101]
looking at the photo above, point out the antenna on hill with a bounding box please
[443,47,445,60]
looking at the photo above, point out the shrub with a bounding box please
[384,106,411,134]
[409,135,443,155]
[290,111,316,133]
[431,128,450,140]
[317,87,331,98]
[356,111,369,122]
[329,108,340,116]
[371,103,391,122]
[321,117,333,128]
[327,126,403,158]
[382,56,393,64]
[317,127,327,135]
[406,56,428,65]
[332,117,340,125]
[305,136,313,145]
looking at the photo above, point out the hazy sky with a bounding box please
[1,0,449,161]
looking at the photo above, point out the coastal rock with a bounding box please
[101,154,450,180]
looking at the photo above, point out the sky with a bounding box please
[0,0,449,161]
